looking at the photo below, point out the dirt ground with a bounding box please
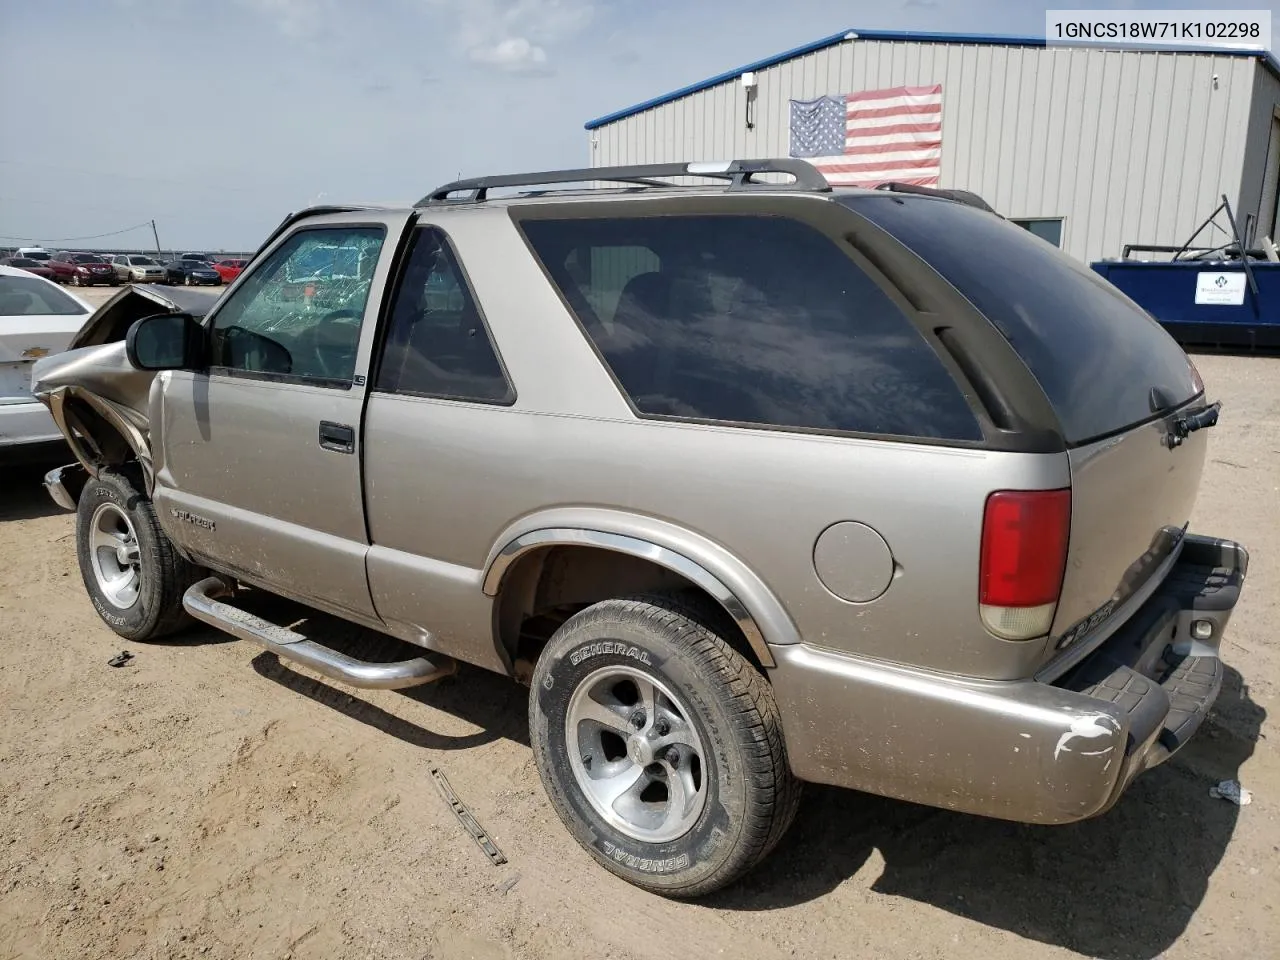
[1,294,1276,959]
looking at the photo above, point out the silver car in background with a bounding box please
[111,254,166,283]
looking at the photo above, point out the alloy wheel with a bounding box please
[88,502,142,609]
[565,665,708,844]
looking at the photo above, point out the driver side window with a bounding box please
[209,225,385,385]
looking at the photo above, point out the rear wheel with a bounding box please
[75,469,200,641]
[529,593,800,897]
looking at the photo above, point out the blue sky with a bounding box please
[2,0,1276,250]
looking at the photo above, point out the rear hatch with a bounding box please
[0,277,90,404]
[846,194,1208,664]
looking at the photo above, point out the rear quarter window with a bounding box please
[519,213,982,442]
[0,274,88,315]
[843,194,1200,445]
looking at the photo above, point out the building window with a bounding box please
[1011,218,1064,248]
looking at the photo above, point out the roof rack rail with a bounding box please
[418,158,832,205]
[874,181,1000,215]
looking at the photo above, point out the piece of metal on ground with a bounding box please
[108,650,133,668]
[498,872,522,895]
[430,766,508,865]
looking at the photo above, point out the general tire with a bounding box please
[528,592,800,897]
[75,469,199,641]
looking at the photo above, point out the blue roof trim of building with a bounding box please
[584,27,1280,130]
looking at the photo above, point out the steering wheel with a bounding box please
[295,309,363,380]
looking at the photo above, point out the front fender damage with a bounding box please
[43,380,155,489]
[28,284,218,490]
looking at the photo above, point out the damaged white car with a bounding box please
[0,264,93,464]
[23,282,220,484]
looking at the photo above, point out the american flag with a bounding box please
[789,84,942,188]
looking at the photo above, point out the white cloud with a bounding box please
[429,0,594,73]
[469,36,550,72]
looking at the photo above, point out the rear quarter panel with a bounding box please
[363,400,1069,679]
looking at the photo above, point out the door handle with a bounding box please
[318,421,355,454]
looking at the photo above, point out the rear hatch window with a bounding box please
[0,274,89,316]
[842,194,1201,445]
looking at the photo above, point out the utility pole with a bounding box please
[151,219,161,255]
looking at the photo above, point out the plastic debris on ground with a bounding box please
[1208,779,1252,806]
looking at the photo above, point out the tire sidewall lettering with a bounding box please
[567,640,654,668]
[600,840,691,875]
[91,595,128,627]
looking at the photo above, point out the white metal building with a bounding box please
[584,29,1280,265]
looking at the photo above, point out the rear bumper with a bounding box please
[0,401,62,450]
[769,534,1248,825]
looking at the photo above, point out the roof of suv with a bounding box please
[251,158,1001,265]
[416,158,997,212]
[268,160,998,231]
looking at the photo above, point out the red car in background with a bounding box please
[213,258,247,283]
[45,253,79,284]
[47,252,119,286]
[0,256,57,281]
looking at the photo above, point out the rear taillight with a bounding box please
[979,489,1071,641]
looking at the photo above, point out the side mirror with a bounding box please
[125,312,206,371]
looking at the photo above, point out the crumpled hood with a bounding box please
[31,341,154,420]
[28,284,221,483]
[65,283,220,350]
[32,283,220,415]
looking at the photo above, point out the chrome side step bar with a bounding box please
[182,577,456,690]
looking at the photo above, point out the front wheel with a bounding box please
[75,469,200,641]
[529,593,800,897]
